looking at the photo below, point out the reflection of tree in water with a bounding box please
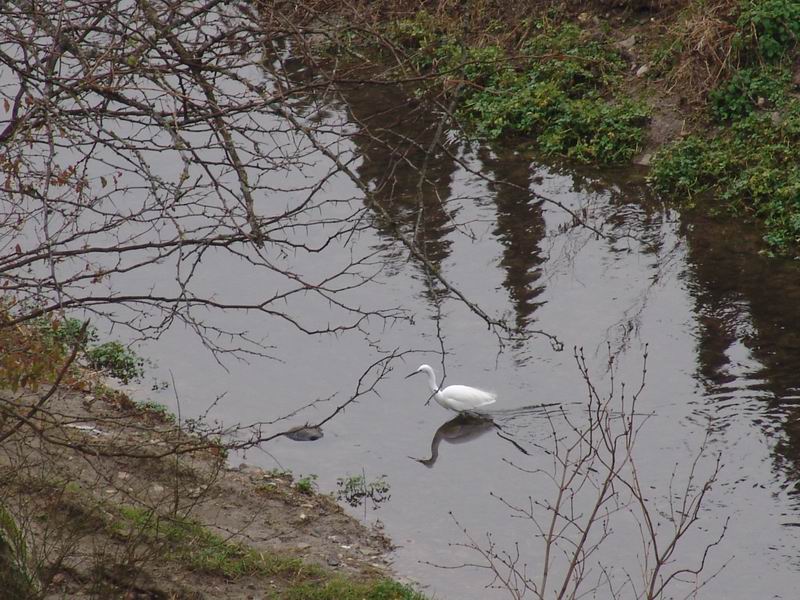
[568,167,673,259]
[340,84,458,283]
[681,214,800,497]
[566,171,683,355]
[478,146,547,334]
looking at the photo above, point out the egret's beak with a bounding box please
[405,370,418,379]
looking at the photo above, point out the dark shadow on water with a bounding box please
[411,413,497,468]
[478,146,548,335]
[412,404,561,468]
[680,212,800,500]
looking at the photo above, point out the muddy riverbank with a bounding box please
[0,381,421,599]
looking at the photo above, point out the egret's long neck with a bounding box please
[426,369,439,393]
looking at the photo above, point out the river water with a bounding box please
[128,82,800,599]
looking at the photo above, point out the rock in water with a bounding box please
[285,425,323,442]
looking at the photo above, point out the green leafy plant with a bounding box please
[295,474,318,495]
[135,400,175,423]
[38,316,98,350]
[736,0,800,62]
[86,341,145,383]
[650,99,800,254]
[709,66,790,122]
[388,17,648,164]
[31,316,147,383]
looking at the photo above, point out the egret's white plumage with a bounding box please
[406,364,496,412]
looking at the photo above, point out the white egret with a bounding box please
[405,364,496,412]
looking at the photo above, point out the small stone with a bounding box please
[298,512,307,521]
[52,573,66,585]
[295,542,311,551]
[618,34,636,50]
[635,64,650,78]
[326,556,340,567]
[117,471,130,480]
[151,484,165,494]
[633,152,652,166]
[578,12,591,23]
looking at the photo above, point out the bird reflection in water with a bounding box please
[411,404,561,468]
[411,413,498,468]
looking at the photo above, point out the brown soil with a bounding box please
[0,384,395,599]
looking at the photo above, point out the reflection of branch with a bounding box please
[275,103,510,335]
[250,350,407,445]
[434,126,609,241]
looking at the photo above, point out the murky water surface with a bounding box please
[131,84,800,599]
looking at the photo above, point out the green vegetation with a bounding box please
[112,505,426,599]
[377,2,800,254]
[0,504,38,599]
[709,66,790,122]
[650,104,800,252]
[295,474,318,495]
[735,0,800,61]
[651,0,800,254]
[388,14,648,163]
[113,505,311,578]
[280,578,428,600]
[33,317,147,383]
[86,341,146,384]
[135,399,176,423]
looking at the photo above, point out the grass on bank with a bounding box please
[111,505,313,579]
[383,2,800,254]
[1,313,425,599]
[386,13,649,164]
[0,504,39,599]
[650,100,800,252]
[650,0,800,255]
[111,505,426,599]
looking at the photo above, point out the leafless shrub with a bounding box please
[449,347,727,599]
